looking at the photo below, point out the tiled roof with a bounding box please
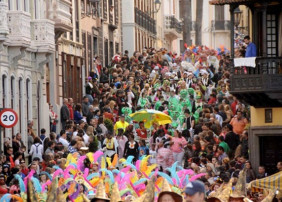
[209,0,254,5]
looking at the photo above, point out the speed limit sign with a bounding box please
[0,109,18,128]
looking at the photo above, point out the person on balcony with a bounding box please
[244,35,257,57]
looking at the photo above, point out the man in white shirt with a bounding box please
[59,130,69,148]
[213,107,223,127]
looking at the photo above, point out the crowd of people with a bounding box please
[0,44,281,202]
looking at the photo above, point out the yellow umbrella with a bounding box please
[129,109,172,128]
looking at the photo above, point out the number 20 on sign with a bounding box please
[0,109,18,128]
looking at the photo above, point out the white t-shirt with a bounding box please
[72,131,78,140]
[29,143,44,162]
[59,137,69,148]
[83,134,89,146]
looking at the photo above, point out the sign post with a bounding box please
[0,108,18,154]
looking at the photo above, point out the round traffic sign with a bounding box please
[0,109,18,128]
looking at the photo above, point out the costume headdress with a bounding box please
[158,179,183,202]
[93,181,110,201]
[110,182,123,202]
[207,178,233,202]
[230,169,247,199]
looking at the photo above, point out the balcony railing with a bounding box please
[211,20,230,31]
[31,19,55,53]
[7,11,31,46]
[164,15,182,39]
[48,0,72,33]
[230,57,282,92]
[0,2,9,41]
[135,8,156,35]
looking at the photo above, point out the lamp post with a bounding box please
[154,0,161,13]
[234,7,242,30]
[147,0,161,15]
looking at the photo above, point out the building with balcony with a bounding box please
[162,0,182,54]
[0,0,57,147]
[122,0,157,56]
[52,0,84,105]
[80,0,122,71]
[210,0,282,174]
[180,0,232,49]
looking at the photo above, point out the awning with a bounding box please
[249,171,282,191]
[209,0,255,5]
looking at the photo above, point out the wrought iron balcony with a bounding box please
[31,19,55,53]
[164,15,182,40]
[211,20,230,31]
[7,11,31,47]
[135,8,156,35]
[0,2,9,41]
[48,0,73,37]
[230,57,282,107]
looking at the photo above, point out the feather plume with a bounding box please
[100,169,115,183]
[119,188,133,197]
[68,182,76,195]
[112,169,120,175]
[133,178,147,186]
[83,168,89,178]
[123,162,136,170]
[145,164,157,176]
[135,160,141,170]
[157,172,174,185]
[126,156,134,164]
[14,174,25,192]
[0,194,11,202]
[141,155,151,171]
[189,173,206,181]
[87,173,100,181]
[106,157,112,168]
[111,154,118,167]
[86,152,94,163]
[77,155,87,171]
[52,165,60,170]
[90,178,100,187]
[120,166,131,173]
[31,177,42,193]
[101,157,106,178]
[24,169,35,188]
[52,169,64,179]
[11,195,23,202]
[93,151,104,162]
[129,181,140,197]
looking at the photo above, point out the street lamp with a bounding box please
[154,0,162,13]
[234,7,242,29]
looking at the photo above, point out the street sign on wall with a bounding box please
[0,109,18,128]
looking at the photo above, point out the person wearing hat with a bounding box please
[114,114,129,134]
[184,180,205,202]
[110,182,124,202]
[229,170,247,202]
[158,179,183,202]
[186,72,195,88]
[91,181,110,202]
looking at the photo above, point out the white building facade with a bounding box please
[122,0,157,56]
[0,0,72,148]
[162,0,182,54]
[190,0,230,49]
